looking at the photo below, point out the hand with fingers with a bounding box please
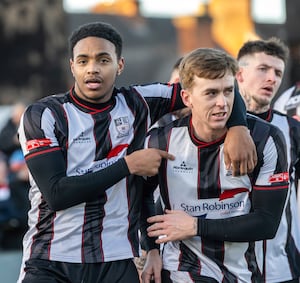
[147,209,197,244]
[141,249,162,283]
[124,148,175,177]
[224,126,257,176]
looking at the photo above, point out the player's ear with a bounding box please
[117,57,125,76]
[70,59,75,77]
[181,89,192,108]
[235,68,244,83]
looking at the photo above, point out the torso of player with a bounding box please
[161,127,252,219]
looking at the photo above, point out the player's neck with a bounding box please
[192,125,227,143]
[246,101,270,114]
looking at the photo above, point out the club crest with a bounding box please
[114,116,130,137]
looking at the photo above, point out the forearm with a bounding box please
[197,188,287,242]
[226,88,247,128]
[140,176,160,251]
[27,149,130,211]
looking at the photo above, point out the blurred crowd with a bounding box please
[0,102,30,250]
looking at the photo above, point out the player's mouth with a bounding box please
[212,112,227,118]
[261,86,274,96]
[85,78,102,89]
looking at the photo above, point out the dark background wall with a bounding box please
[66,13,178,89]
[0,0,300,104]
[0,0,69,104]
[0,0,179,104]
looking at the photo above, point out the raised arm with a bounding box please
[224,88,257,176]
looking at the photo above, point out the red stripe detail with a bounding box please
[219,188,249,200]
[253,185,288,191]
[107,144,129,159]
[25,147,61,161]
[70,89,111,113]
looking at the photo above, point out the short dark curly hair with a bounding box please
[68,21,123,59]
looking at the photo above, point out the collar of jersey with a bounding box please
[248,108,272,122]
[70,87,116,114]
[188,117,226,148]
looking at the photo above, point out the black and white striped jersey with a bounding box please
[144,114,289,283]
[248,109,300,283]
[17,84,184,266]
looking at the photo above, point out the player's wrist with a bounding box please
[196,217,201,236]
[193,217,198,236]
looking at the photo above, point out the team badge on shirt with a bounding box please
[114,116,130,138]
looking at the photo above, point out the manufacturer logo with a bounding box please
[114,116,130,138]
[173,161,193,173]
[73,132,91,144]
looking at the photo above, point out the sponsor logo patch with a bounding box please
[26,138,52,151]
[268,172,289,183]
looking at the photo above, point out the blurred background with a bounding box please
[0,0,300,281]
[0,0,300,105]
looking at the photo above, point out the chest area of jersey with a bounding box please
[67,105,134,147]
[64,104,136,175]
[162,130,252,219]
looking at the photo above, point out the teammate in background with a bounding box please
[169,57,191,120]
[17,22,256,283]
[154,56,190,127]
[141,47,289,283]
[236,37,300,283]
[273,82,300,121]
[169,56,182,84]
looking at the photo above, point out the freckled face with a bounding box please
[70,36,124,104]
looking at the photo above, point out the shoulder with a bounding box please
[273,85,300,113]
[246,113,271,129]
[24,92,69,118]
[247,113,284,140]
[147,116,189,147]
[272,109,300,129]
[274,85,296,105]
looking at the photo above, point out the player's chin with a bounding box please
[84,89,110,102]
[210,121,228,129]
